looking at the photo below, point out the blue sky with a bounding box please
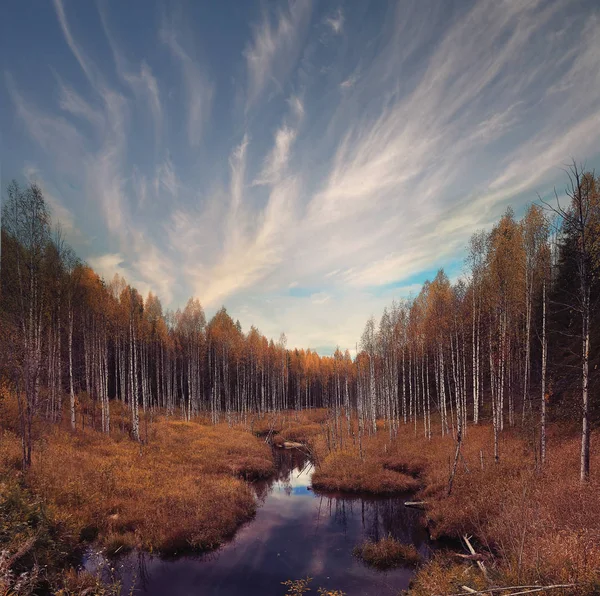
[2,0,600,355]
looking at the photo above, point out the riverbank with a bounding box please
[0,398,274,593]
[2,402,598,595]
[275,412,600,595]
[93,447,430,596]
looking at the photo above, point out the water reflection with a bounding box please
[89,449,431,596]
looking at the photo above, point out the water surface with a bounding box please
[86,449,431,595]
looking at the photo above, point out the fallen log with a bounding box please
[404,500,427,509]
[282,440,304,449]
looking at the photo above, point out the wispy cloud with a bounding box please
[56,80,104,132]
[298,0,600,294]
[123,62,163,148]
[324,7,344,35]
[160,20,213,147]
[310,292,331,304]
[22,164,83,241]
[287,94,305,120]
[13,0,178,305]
[53,0,102,89]
[6,73,87,174]
[253,125,297,185]
[154,157,178,197]
[98,5,163,147]
[6,0,600,352]
[339,72,358,89]
[244,1,312,108]
[169,130,299,306]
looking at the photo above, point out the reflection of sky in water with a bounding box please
[90,449,432,596]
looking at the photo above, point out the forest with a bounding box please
[1,164,599,595]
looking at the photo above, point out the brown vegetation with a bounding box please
[304,417,600,594]
[312,452,420,494]
[406,553,489,596]
[282,577,345,596]
[33,418,273,555]
[353,536,421,569]
[0,395,275,592]
[251,409,328,444]
[2,397,600,595]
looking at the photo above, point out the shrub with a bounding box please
[353,537,421,570]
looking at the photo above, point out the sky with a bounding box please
[2,0,600,355]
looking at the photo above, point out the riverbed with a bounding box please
[84,448,432,595]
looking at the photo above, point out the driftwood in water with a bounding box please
[275,440,304,449]
[284,441,304,449]
[404,501,427,509]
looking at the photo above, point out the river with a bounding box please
[84,448,432,595]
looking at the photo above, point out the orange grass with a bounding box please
[30,418,274,555]
[249,409,329,445]
[303,416,600,593]
[0,395,275,559]
[406,553,489,596]
[353,536,421,569]
[311,452,420,494]
[2,396,599,594]
[407,424,600,590]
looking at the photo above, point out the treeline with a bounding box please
[1,166,599,478]
[353,165,600,481]
[0,181,355,457]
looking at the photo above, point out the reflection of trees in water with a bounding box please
[106,449,430,594]
[253,449,428,553]
[319,495,428,548]
[112,547,228,593]
[253,448,310,502]
[136,551,150,591]
[273,448,310,480]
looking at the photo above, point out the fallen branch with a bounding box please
[502,586,577,596]
[463,534,489,580]
[439,583,578,596]
[454,552,489,562]
[6,535,37,568]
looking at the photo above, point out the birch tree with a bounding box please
[543,165,599,481]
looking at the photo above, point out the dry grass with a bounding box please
[406,553,489,596]
[311,452,420,494]
[250,410,424,494]
[2,394,599,594]
[306,417,600,594]
[380,455,426,478]
[353,536,421,569]
[28,418,274,555]
[407,424,600,591]
[249,409,329,445]
[0,395,275,560]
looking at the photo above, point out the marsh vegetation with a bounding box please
[1,167,600,594]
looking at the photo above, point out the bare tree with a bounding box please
[541,163,599,481]
[1,182,51,466]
